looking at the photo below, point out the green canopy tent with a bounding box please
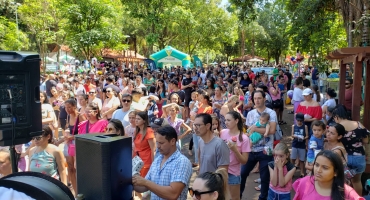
[149,46,191,69]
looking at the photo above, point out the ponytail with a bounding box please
[215,168,230,200]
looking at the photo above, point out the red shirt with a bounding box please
[344,88,353,111]
[296,104,322,120]
[248,72,255,81]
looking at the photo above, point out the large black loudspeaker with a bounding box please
[0,51,42,146]
[75,134,133,200]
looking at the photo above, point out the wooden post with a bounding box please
[352,58,363,121]
[364,60,370,130]
[339,60,346,104]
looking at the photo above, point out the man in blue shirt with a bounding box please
[132,126,192,200]
[311,63,319,85]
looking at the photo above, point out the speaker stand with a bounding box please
[8,89,18,173]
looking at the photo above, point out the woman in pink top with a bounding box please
[269,80,282,123]
[220,111,250,200]
[78,103,108,134]
[293,150,362,200]
[268,142,296,200]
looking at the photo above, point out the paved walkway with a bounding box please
[181,105,296,199]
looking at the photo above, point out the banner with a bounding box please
[144,59,157,70]
[193,55,202,68]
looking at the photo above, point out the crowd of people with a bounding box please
[0,61,368,200]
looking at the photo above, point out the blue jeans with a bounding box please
[193,134,200,164]
[312,79,318,85]
[267,188,290,200]
[240,151,273,200]
[347,155,366,174]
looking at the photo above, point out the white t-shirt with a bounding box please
[41,104,54,119]
[322,99,336,120]
[292,87,304,102]
[112,108,132,127]
[199,73,207,84]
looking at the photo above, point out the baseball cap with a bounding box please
[149,118,169,128]
[296,113,304,121]
[302,88,313,96]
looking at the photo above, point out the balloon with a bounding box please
[287,90,294,99]
[290,57,295,61]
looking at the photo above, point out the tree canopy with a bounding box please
[1,0,365,65]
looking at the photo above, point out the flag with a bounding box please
[144,59,157,70]
[192,55,202,68]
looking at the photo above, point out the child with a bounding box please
[290,113,308,177]
[268,142,296,199]
[305,120,326,174]
[212,115,221,137]
[187,91,198,124]
[248,112,270,145]
[124,111,137,152]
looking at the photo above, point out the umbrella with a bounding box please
[248,58,263,62]
[211,62,218,65]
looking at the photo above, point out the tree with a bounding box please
[257,2,290,64]
[62,0,124,59]
[171,0,238,56]
[121,0,182,55]
[0,16,29,50]
[18,0,66,71]
[286,0,346,64]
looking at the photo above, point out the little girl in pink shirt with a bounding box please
[268,142,296,200]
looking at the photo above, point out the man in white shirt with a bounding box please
[88,88,102,110]
[112,94,133,127]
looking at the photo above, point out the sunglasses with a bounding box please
[33,136,43,141]
[188,188,215,200]
[89,92,96,94]
[106,90,112,93]
[122,100,131,103]
[345,83,350,85]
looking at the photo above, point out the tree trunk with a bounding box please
[348,2,353,47]
[241,28,245,64]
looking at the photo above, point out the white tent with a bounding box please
[248,58,263,62]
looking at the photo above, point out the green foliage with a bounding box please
[170,0,238,56]
[287,0,346,63]
[62,0,124,59]
[0,16,29,50]
[228,0,263,22]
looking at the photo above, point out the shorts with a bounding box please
[290,147,306,161]
[347,155,366,174]
[268,188,290,200]
[60,118,67,130]
[279,99,284,111]
[228,173,241,185]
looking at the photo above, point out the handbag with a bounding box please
[338,148,356,180]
